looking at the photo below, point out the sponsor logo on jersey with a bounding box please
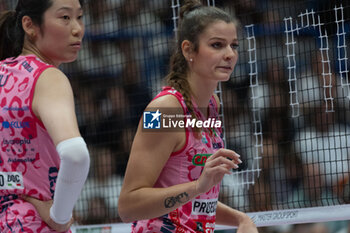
[2,106,29,111]
[21,60,34,72]
[192,153,212,167]
[192,198,218,216]
[0,172,24,190]
[2,138,31,145]
[2,121,30,129]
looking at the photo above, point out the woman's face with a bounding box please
[34,0,84,66]
[191,20,238,83]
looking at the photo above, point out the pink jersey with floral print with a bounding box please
[132,86,224,233]
[0,55,69,233]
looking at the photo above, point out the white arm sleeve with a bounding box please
[50,137,90,224]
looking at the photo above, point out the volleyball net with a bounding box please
[2,0,350,230]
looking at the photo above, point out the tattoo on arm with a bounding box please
[164,192,189,208]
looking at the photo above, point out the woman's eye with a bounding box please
[212,42,222,48]
[231,44,239,50]
[62,15,70,20]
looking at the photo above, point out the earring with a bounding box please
[29,33,36,42]
[190,58,193,62]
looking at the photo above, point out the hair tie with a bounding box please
[189,4,202,12]
[181,2,203,19]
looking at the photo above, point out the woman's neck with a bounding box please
[21,45,59,67]
[188,72,218,109]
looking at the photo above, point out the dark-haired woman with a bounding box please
[0,0,90,232]
[118,0,258,232]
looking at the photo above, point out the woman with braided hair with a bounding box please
[118,0,258,232]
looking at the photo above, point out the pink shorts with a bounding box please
[0,198,71,233]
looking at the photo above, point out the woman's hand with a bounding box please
[195,148,241,194]
[22,196,74,232]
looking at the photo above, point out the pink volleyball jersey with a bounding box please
[0,55,66,232]
[132,86,224,233]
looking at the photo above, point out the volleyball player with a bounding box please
[0,0,90,232]
[118,0,258,232]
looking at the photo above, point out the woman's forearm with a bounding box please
[216,201,245,226]
[216,202,258,233]
[118,180,200,222]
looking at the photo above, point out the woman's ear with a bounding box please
[181,40,193,62]
[22,15,38,41]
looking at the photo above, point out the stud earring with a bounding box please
[190,58,193,62]
[29,33,36,42]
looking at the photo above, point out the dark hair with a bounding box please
[0,0,84,60]
[166,0,234,119]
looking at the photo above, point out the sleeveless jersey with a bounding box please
[132,86,224,233]
[0,55,66,232]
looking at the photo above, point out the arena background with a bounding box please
[1,0,350,232]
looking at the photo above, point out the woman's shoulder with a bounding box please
[38,67,69,84]
[34,67,73,102]
[145,94,186,122]
[149,93,182,109]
